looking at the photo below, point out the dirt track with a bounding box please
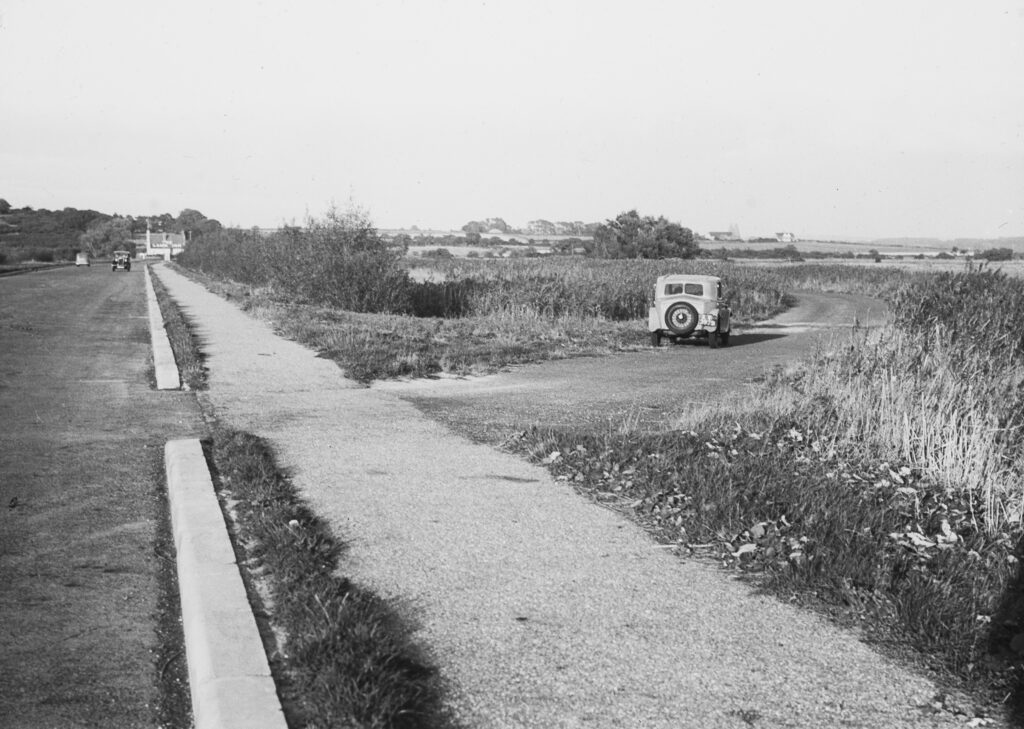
[376,291,887,440]
[154,264,981,729]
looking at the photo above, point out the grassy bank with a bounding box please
[149,265,206,391]
[208,430,457,728]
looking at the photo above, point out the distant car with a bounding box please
[112,251,131,272]
[648,274,731,348]
[75,252,90,267]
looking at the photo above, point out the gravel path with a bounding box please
[154,265,980,728]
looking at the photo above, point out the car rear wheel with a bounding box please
[664,302,698,336]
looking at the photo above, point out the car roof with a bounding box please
[655,274,721,285]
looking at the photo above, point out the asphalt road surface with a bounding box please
[0,265,203,728]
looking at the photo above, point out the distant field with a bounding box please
[405,235,1024,275]
[731,257,1024,278]
[406,244,518,258]
[703,238,944,256]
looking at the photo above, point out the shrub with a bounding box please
[979,248,1014,262]
[179,207,412,314]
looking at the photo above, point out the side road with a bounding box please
[153,264,980,728]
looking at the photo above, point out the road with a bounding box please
[376,291,888,441]
[155,264,974,729]
[0,265,203,728]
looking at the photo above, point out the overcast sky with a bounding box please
[1,0,1022,239]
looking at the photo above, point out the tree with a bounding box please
[0,198,10,214]
[174,209,222,237]
[79,218,132,256]
[592,210,699,259]
[979,247,1013,261]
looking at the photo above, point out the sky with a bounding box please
[1,0,1022,240]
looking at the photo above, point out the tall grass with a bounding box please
[180,228,800,325]
[760,262,916,298]
[782,328,1024,527]
[428,257,794,323]
[784,267,1024,526]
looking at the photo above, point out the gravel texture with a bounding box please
[153,264,988,728]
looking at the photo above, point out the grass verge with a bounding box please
[207,430,458,729]
[150,263,458,728]
[152,459,193,729]
[149,264,207,390]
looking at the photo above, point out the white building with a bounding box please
[133,226,187,260]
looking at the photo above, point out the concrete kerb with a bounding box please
[145,264,181,390]
[165,438,288,729]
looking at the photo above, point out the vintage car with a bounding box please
[75,252,90,267]
[648,274,731,348]
[112,250,132,272]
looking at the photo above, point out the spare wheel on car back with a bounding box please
[665,302,698,335]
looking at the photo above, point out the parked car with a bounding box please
[75,252,90,267]
[648,274,731,348]
[112,251,131,272]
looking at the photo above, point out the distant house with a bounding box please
[708,224,742,242]
[133,225,187,260]
[775,232,797,243]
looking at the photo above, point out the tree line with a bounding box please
[0,198,221,263]
[452,210,700,259]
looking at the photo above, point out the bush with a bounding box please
[979,247,1014,262]
[179,207,412,314]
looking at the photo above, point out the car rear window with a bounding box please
[665,283,704,296]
